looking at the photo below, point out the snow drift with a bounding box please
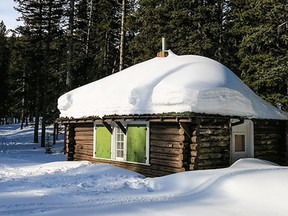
[58,50,287,120]
[1,124,288,216]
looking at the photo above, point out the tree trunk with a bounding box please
[85,0,93,57]
[119,0,126,72]
[53,122,58,145]
[66,0,74,90]
[20,69,26,130]
[34,114,39,143]
[41,115,46,147]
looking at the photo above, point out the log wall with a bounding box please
[73,124,94,161]
[64,121,192,177]
[254,120,287,164]
[191,118,230,170]
[70,122,157,176]
[148,122,188,176]
[64,117,288,177]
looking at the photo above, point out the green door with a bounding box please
[95,125,111,159]
[127,125,147,163]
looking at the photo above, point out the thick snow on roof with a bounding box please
[58,51,287,120]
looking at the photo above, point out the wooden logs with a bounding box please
[73,125,94,159]
[149,122,187,175]
[191,118,230,170]
[64,117,255,176]
[65,125,76,161]
[254,120,286,164]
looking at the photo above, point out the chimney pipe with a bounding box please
[157,37,168,57]
[162,37,166,51]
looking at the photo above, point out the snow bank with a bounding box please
[1,125,288,216]
[58,51,287,120]
[1,156,288,216]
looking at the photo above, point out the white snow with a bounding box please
[58,50,287,120]
[1,124,288,215]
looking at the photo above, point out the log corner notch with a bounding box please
[179,121,196,172]
[190,123,200,171]
[66,124,76,161]
[179,122,192,139]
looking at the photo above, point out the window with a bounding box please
[231,119,254,163]
[94,122,149,164]
[114,127,125,161]
[234,134,245,152]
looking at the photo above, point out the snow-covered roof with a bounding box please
[58,50,287,120]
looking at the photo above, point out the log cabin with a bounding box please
[58,50,288,177]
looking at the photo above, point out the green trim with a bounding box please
[127,125,146,163]
[95,125,111,159]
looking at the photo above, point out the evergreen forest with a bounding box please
[0,0,287,145]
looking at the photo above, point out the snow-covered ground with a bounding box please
[1,124,288,216]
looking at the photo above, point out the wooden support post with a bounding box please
[115,121,126,134]
[102,122,113,134]
[179,122,192,139]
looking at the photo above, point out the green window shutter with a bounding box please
[127,125,147,163]
[95,125,111,159]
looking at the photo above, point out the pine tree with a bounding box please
[64,0,92,89]
[126,1,229,64]
[0,21,10,122]
[119,0,126,71]
[15,0,66,144]
[126,0,168,64]
[66,0,75,90]
[236,0,288,110]
[7,34,27,125]
[78,0,121,81]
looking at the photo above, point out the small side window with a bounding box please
[234,134,245,152]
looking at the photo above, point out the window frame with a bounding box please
[233,132,246,153]
[112,126,127,161]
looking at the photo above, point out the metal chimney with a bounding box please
[157,37,168,57]
[162,37,167,51]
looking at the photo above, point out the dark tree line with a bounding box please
[0,0,287,145]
